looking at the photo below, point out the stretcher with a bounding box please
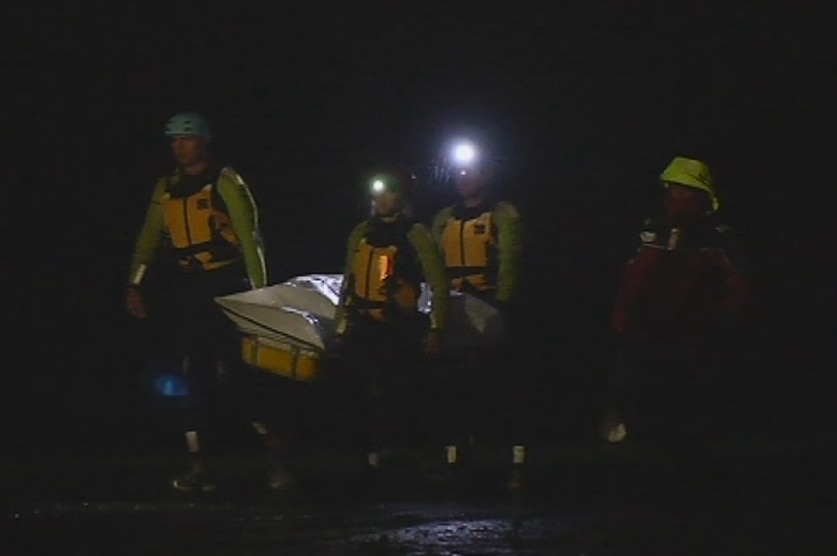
[215,274,506,381]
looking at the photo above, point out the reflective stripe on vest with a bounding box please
[162,183,240,272]
[440,210,496,293]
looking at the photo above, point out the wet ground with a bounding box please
[2,434,833,555]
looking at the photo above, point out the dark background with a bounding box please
[5,5,835,452]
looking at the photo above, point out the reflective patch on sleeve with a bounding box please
[186,431,200,453]
[130,264,147,286]
[639,231,656,244]
[220,166,245,185]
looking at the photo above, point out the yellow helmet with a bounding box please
[660,156,720,212]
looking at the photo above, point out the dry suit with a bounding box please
[431,197,526,450]
[331,213,449,458]
[607,209,751,449]
[126,164,278,456]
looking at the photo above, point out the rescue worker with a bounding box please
[333,169,449,473]
[125,111,288,493]
[600,156,751,453]
[431,140,522,308]
[429,139,525,488]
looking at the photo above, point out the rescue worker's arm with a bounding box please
[493,201,522,303]
[216,167,268,289]
[611,218,664,333]
[430,206,453,258]
[334,222,367,336]
[127,178,168,288]
[408,223,450,334]
[710,224,751,313]
[612,248,662,333]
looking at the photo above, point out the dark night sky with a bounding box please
[6,5,836,443]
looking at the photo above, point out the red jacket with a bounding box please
[612,215,750,338]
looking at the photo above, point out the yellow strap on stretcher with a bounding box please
[241,335,320,382]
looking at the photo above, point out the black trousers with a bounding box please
[328,316,428,453]
[427,341,526,449]
[143,265,292,455]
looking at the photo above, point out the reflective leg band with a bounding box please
[445,445,458,464]
[513,444,526,464]
[186,431,200,454]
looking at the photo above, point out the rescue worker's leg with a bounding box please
[421,347,486,481]
[376,322,427,463]
[457,340,531,491]
[256,379,308,492]
[494,341,532,491]
[430,347,504,480]
[334,319,384,469]
[172,352,220,492]
[167,267,256,492]
[342,319,423,471]
[204,268,297,492]
[657,337,737,488]
[321,348,366,455]
[158,278,221,492]
[226,359,299,491]
[361,325,402,469]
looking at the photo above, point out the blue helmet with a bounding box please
[164,112,212,139]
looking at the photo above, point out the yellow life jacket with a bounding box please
[162,180,241,272]
[440,208,497,293]
[350,237,420,322]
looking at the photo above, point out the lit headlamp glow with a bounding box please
[371,179,386,194]
[451,141,478,167]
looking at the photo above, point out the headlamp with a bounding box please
[451,141,477,166]
[371,179,386,194]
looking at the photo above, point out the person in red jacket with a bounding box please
[600,156,751,449]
